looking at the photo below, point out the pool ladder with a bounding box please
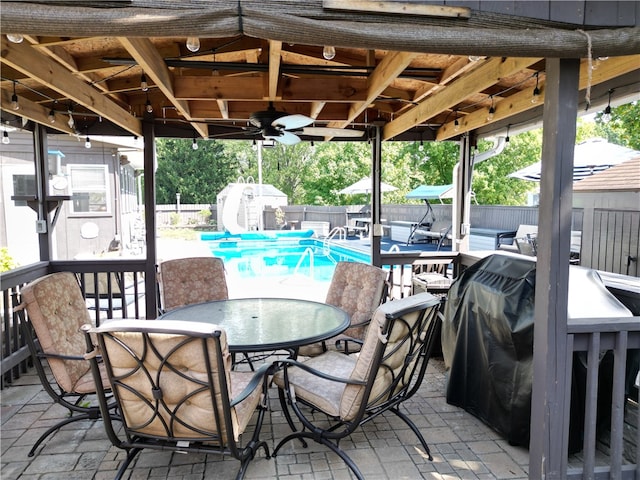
[293,247,315,279]
[323,227,346,254]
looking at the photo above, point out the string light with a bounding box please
[192,136,199,150]
[602,89,613,123]
[186,37,200,53]
[505,125,510,143]
[487,96,495,121]
[84,136,91,149]
[140,73,148,92]
[453,110,460,132]
[11,81,19,110]
[2,131,9,144]
[322,46,336,60]
[6,34,23,44]
[531,72,541,104]
[310,140,316,153]
[252,139,258,151]
[145,92,153,113]
[67,103,75,129]
[48,108,56,123]
[418,139,424,152]
[468,55,484,62]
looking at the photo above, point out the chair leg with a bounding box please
[114,447,143,480]
[389,406,433,461]
[28,412,96,457]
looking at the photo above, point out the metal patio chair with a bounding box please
[83,319,271,480]
[158,256,229,313]
[297,261,389,357]
[272,292,441,479]
[15,271,117,457]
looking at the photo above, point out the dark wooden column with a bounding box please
[142,113,159,318]
[529,58,580,479]
[370,122,383,267]
[33,124,52,261]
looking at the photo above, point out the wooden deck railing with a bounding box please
[1,259,147,387]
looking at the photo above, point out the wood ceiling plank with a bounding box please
[268,40,282,100]
[334,50,419,129]
[0,38,141,136]
[118,37,207,139]
[384,57,541,140]
[323,0,470,18]
[436,55,640,140]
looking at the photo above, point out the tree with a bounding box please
[594,101,640,150]
[155,139,240,204]
[473,131,541,205]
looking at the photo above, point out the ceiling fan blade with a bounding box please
[265,130,301,145]
[302,127,365,138]
[273,114,313,130]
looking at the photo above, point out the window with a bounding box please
[69,165,110,213]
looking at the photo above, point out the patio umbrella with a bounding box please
[508,138,640,182]
[338,177,397,195]
[406,184,454,202]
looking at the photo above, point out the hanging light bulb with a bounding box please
[468,55,483,62]
[602,89,613,123]
[531,72,541,104]
[310,140,316,153]
[252,139,258,151]
[186,37,200,52]
[140,73,149,92]
[505,125,511,144]
[192,137,199,150]
[6,34,23,44]
[453,110,460,132]
[85,136,91,149]
[11,81,19,110]
[145,93,153,113]
[487,97,495,121]
[67,103,75,128]
[48,109,56,124]
[322,45,336,60]
[2,131,10,144]
[418,140,424,152]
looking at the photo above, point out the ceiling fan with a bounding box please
[244,102,365,145]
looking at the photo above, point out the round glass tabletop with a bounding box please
[159,297,350,352]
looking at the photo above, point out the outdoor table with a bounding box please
[158,297,350,353]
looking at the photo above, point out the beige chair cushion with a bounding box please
[104,326,257,442]
[298,262,386,356]
[20,272,94,393]
[159,257,229,312]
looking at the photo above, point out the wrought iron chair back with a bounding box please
[83,319,271,480]
[15,271,116,457]
[273,292,441,479]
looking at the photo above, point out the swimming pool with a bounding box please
[200,230,370,284]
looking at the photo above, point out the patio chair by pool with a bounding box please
[272,292,441,479]
[297,261,388,356]
[158,256,228,312]
[82,319,271,480]
[15,271,117,457]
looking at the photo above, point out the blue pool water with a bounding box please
[201,231,370,283]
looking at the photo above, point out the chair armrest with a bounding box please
[277,358,366,386]
[38,351,89,361]
[230,363,270,407]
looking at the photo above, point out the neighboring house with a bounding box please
[573,156,640,276]
[0,130,143,265]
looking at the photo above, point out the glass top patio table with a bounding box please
[158,297,350,353]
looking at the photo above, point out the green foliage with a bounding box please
[155,138,240,204]
[0,247,18,272]
[473,131,541,205]
[169,212,180,225]
[594,101,640,150]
